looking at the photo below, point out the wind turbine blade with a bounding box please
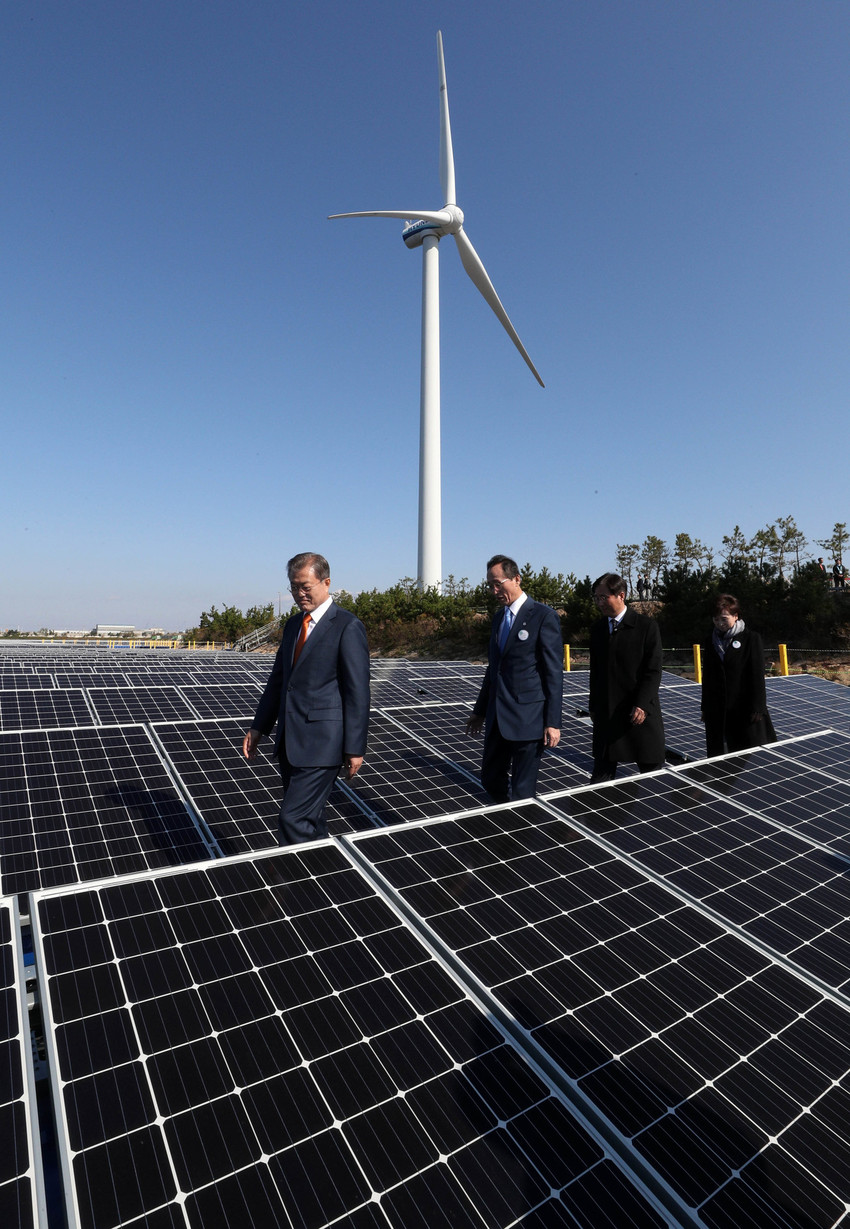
[437,32,456,206]
[329,209,452,224]
[454,227,544,387]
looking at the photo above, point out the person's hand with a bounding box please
[544,727,560,748]
[340,756,364,780]
[466,714,485,737]
[630,706,646,726]
[242,729,262,759]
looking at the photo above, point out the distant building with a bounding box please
[94,624,136,637]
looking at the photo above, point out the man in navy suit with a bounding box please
[243,552,370,843]
[466,554,563,801]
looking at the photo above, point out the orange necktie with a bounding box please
[292,613,311,665]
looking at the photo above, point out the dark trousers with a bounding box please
[481,717,544,802]
[277,757,339,844]
[590,758,663,784]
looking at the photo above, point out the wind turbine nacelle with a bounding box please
[402,219,446,248]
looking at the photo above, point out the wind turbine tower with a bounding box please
[330,31,543,591]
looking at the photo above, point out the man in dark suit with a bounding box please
[243,552,370,843]
[588,572,665,782]
[466,554,563,801]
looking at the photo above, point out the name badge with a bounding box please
[518,629,529,641]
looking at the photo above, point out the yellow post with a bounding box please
[693,644,702,684]
[779,644,789,676]
[563,644,570,672]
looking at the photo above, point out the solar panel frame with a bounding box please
[0,893,48,1229]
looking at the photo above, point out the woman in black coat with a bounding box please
[701,594,776,757]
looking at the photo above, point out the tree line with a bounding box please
[188,518,850,651]
[615,518,848,595]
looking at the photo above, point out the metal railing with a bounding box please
[231,620,279,653]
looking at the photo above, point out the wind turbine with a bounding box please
[330,31,543,591]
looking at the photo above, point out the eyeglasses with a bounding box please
[486,578,513,590]
[289,580,324,595]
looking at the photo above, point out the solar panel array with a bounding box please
[2,641,850,1228]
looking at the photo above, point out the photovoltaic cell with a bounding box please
[350,803,850,1227]
[0,726,213,895]
[31,847,668,1229]
[151,719,375,852]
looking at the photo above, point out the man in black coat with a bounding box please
[588,572,665,782]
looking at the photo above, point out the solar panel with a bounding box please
[86,686,200,724]
[179,683,263,721]
[345,713,489,823]
[677,736,850,856]
[381,703,602,796]
[0,894,46,1229]
[30,846,670,1229]
[51,672,130,689]
[756,728,850,783]
[151,719,375,852]
[547,767,850,997]
[183,667,266,686]
[0,689,95,733]
[765,675,850,739]
[651,686,706,762]
[0,726,214,895]
[372,673,481,707]
[349,801,850,1227]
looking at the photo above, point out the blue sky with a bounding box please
[3,0,848,630]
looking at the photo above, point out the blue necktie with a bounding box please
[498,608,513,652]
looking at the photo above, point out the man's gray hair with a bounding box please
[287,553,330,582]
